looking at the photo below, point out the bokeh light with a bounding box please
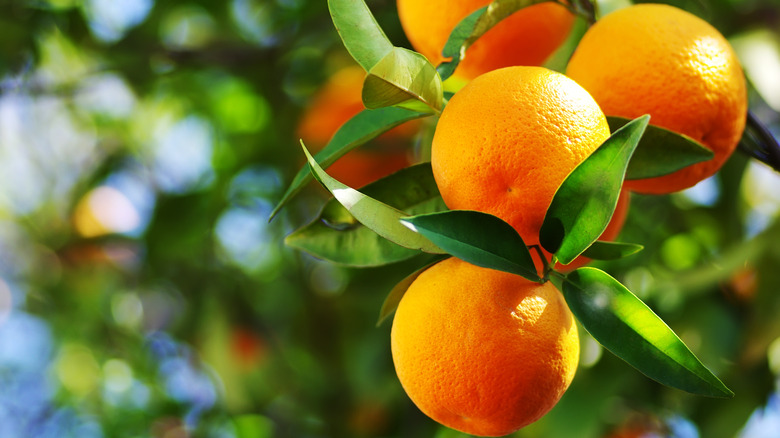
[741,160,780,236]
[73,186,142,237]
[160,6,218,50]
[0,278,11,327]
[82,0,154,43]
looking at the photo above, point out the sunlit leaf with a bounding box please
[540,115,649,264]
[607,117,715,180]
[581,241,644,261]
[330,0,444,113]
[285,164,447,266]
[300,142,444,253]
[562,267,733,398]
[363,47,443,113]
[402,210,540,282]
[376,256,448,327]
[270,107,429,220]
[328,0,393,71]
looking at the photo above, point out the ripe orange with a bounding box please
[391,257,579,436]
[297,66,416,188]
[432,66,611,253]
[397,0,575,80]
[566,3,747,194]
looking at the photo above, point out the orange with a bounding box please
[391,257,579,436]
[566,3,748,194]
[397,0,575,80]
[297,66,416,188]
[432,66,611,254]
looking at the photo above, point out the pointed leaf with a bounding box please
[377,257,448,327]
[437,6,485,80]
[301,142,444,254]
[607,117,715,180]
[328,0,393,71]
[270,107,429,220]
[581,241,644,261]
[540,115,649,264]
[285,164,447,266]
[402,210,541,282]
[562,267,733,398]
[363,47,443,113]
[437,0,552,80]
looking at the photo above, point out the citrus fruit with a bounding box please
[391,257,580,436]
[297,65,416,188]
[397,0,575,80]
[566,3,748,194]
[431,66,611,253]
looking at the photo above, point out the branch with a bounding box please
[738,110,780,173]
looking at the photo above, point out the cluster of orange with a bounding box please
[299,1,747,436]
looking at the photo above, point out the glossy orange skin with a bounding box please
[567,4,747,194]
[432,66,611,250]
[391,258,579,436]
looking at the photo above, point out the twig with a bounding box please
[737,110,780,172]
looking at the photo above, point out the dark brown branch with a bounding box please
[738,111,780,172]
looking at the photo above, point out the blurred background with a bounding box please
[0,0,779,437]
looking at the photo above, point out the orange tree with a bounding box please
[273,0,780,436]
[3,1,780,437]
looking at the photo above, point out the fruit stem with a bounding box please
[529,245,555,282]
[548,270,567,291]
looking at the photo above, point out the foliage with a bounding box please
[1,0,780,437]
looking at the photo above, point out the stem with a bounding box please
[529,245,556,282]
[559,0,597,26]
[550,270,566,281]
[738,110,780,172]
[548,269,567,291]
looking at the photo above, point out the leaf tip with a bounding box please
[268,206,281,222]
[376,312,391,328]
[399,218,418,232]
[299,139,312,158]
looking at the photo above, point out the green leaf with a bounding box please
[402,210,541,282]
[437,6,485,80]
[329,0,444,113]
[376,257,448,327]
[436,0,552,80]
[607,117,715,180]
[562,267,733,398]
[270,107,429,220]
[540,115,649,264]
[363,47,443,113]
[300,141,444,254]
[581,241,644,261]
[328,0,393,71]
[285,164,447,267]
